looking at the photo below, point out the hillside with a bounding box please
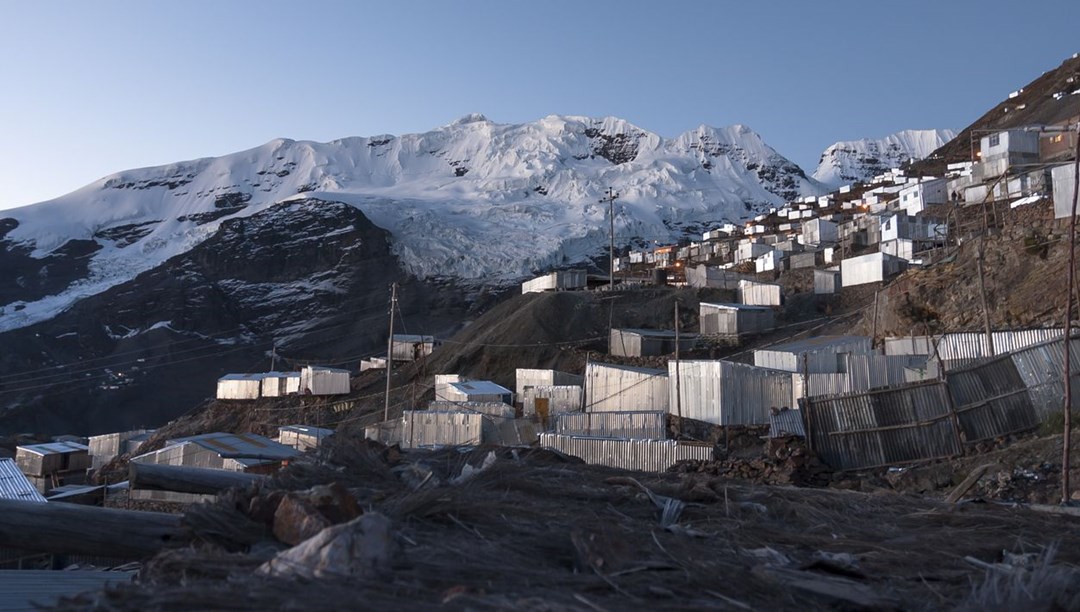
[915,54,1080,173]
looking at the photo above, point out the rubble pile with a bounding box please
[669,435,831,487]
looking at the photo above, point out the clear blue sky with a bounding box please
[1,0,1077,210]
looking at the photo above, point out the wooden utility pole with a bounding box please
[674,301,683,438]
[870,290,880,349]
[602,187,620,290]
[384,282,398,422]
[1062,124,1080,505]
[976,192,996,357]
[0,499,183,558]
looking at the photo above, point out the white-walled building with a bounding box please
[979,129,1040,180]
[840,252,907,287]
[738,279,782,306]
[699,303,775,337]
[584,362,669,413]
[754,335,873,374]
[300,365,350,395]
[521,270,587,294]
[898,178,949,215]
[802,218,838,245]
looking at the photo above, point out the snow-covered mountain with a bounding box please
[0,114,825,332]
[811,129,958,188]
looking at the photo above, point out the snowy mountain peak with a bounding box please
[812,128,958,188]
[0,114,826,332]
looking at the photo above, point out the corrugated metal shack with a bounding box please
[88,429,153,470]
[216,373,265,400]
[131,432,298,473]
[443,381,513,404]
[434,374,467,401]
[401,411,485,448]
[840,252,907,287]
[391,334,439,361]
[699,302,774,338]
[754,335,873,374]
[261,372,301,397]
[609,328,696,358]
[737,279,782,306]
[515,368,584,401]
[14,442,88,494]
[813,269,841,295]
[277,425,334,451]
[521,269,587,294]
[521,385,583,422]
[300,365,351,395]
[555,411,667,439]
[685,265,748,289]
[585,362,669,413]
[538,433,713,472]
[0,458,47,503]
[428,401,516,418]
[669,360,793,425]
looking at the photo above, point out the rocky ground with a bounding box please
[53,435,1080,611]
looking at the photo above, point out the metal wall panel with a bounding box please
[515,369,583,400]
[1009,337,1080,420]
[804,381,961,471]
[401,411,483,448]
[585,363,669,413]
[669,360,792,425]
[428,401,516,418]
[538,433,713,472]
[555,411,667,439]
[522,385,583,417]
[769,409,806,438]
[946,356,1039,442]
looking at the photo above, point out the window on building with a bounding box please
[989,134,1000,147]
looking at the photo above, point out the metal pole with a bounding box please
[604,187,619,290]
[1063,124,1080,506]
[870,290,880,350]
[674,300,683,439]
[383,282,398,422]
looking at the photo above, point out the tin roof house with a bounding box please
[699,303,774,338]
[15,441,90,494]
[609,328,696,358]
[753,335,873,374]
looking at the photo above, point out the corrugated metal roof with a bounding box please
[0,459,46,502]
[588,362,667,376]
[449,380,513,395]
[393,334,435,343]
[615,328,680,338]
[168,432,299,463]
[762,335,871,354]
[218,373,267,381]
[16,441,89,456]
[304,365,351,374]
[278,425,335,438]
[0,570,135,611]
[700,302,773,311]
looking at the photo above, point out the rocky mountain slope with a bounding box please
[811,128,957,188]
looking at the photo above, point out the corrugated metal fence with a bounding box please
[804,336,1079,470]
[555,411,667,439]
[804,381,961,471]
[539,433,713,472]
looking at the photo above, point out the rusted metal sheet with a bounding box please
[538,433,713,472]
[803,381,961,471]
[555,411,666,439]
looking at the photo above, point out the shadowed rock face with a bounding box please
[0,216,103,306]
[0,199,471,435]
